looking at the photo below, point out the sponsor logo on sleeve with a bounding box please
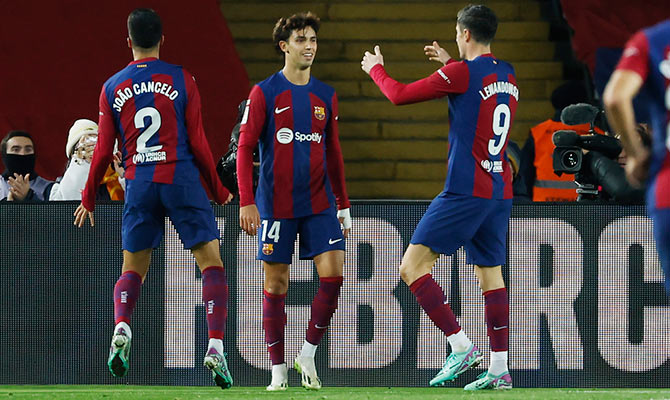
[437,69,451,83]
[622,47,640,58]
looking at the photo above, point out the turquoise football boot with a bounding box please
[429,344,482,386]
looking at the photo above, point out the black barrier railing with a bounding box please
[0,201,668,387]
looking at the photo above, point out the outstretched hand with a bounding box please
[424,40,452,65]
[73,203,94,227]
[361,45,384,75]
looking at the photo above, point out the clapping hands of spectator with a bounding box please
[7,173,31,201]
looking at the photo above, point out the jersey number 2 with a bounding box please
[488,103,511,156]
[135,107,163,153]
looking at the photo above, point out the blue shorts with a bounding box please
[411,192,512,266]
[122,180,219,252]
[648,206,670,294]
[258,207,345,264]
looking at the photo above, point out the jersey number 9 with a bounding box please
[489,103,511,156]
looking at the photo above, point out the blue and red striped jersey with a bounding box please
[370,54,518,199]
[616,19,670,209]
[237,70,349,219]
[82,57,229,211]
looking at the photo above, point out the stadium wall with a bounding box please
[0,0,249,181]
[0,202,668,387]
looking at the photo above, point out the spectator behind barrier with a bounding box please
[520,81,604,201]
[50,119,125,201]
[0,131,54,202]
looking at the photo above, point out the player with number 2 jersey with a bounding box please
[75,8,233,390]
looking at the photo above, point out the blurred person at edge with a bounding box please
[50,119,125,201]
[0,130,54,201]
[604,18,670,295]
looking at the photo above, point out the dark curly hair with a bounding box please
[272,12,320,55]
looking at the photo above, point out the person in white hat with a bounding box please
[50,119,124,200]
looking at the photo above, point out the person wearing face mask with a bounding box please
[0,130,54,202]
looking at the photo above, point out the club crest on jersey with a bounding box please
[480,159,503,173]
[262,243,274,255]
[314,106,326,120]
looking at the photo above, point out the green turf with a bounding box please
[1,386,669,400]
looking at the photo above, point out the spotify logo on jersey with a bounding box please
[276,128,294,144]
[275,128,323,144]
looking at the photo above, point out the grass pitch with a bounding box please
[1,386,669,400]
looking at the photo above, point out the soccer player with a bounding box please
[73,8,234,389]
[603,19,670,296]
[236,12,352,391]
[361,4,517,390]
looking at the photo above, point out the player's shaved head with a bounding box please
[457,4,498,45]
[127,8,162,49]
[272,12,321,55]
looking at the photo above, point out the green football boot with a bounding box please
[429,344,482,386]
[203,348,233,389]
[107,329,131,378]
[464,371,513,390]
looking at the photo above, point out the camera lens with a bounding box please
[562,149,580,169]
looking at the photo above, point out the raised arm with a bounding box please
[361,45,469,105]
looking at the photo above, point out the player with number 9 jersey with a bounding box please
[362,4,517,390]
[364,39,518,262]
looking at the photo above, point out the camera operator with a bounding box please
[217,100,259,197]
[552,103,646,203]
